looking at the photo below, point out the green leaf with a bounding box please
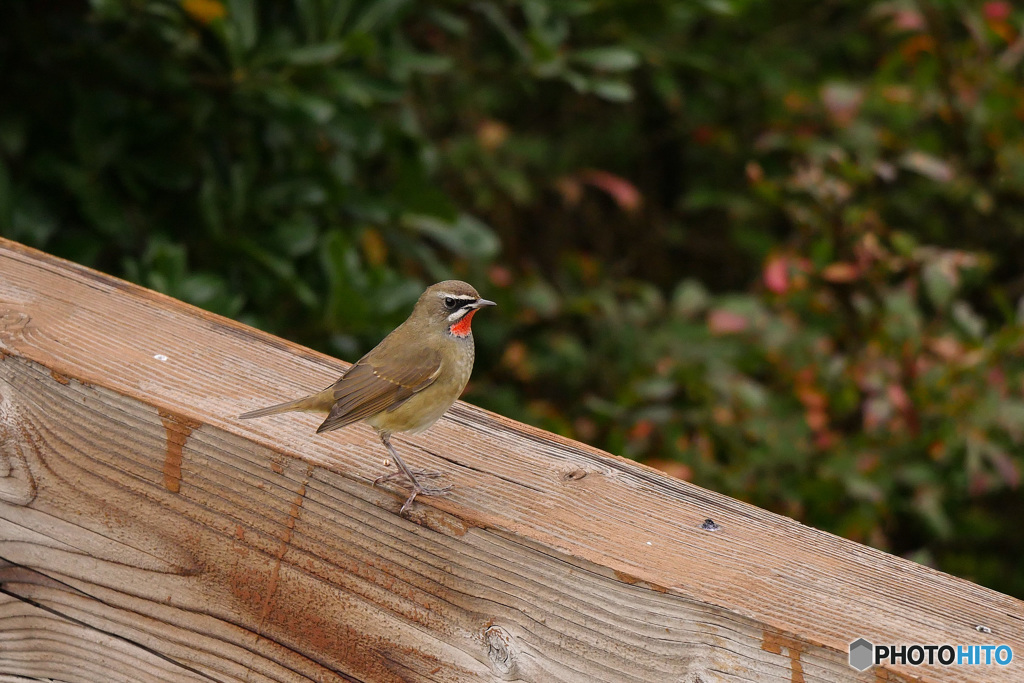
[274,217,319,257]
[591,79,634,102]
[923,260,955,310]
[426,8,468,36]
[281,42,346,66]
[402,213,500,259]
[225,0,258,56]
[295,0,355,41]
[393,50,453,77]
[952,301,985,339]
[572,47,640,72]
[475,2,529,59]
[672,279,709,318]
[701,0,738,16]
[562,70,588,93]
[325,0,356,39]
[352,0,410,33]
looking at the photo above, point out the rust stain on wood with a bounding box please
[613,570,669,593]
[227,560,409,683]
[615,570,641,585]
[224,546,434,681]
[257,464,312,634]
[761,630,805,683]
[158,411,201,494]
[50,370,70,385]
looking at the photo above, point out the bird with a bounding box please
[239,280,495,514]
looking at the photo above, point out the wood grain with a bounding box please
[0,237,1022,682]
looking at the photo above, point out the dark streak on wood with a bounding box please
[158,411,201,494]
[762,630,806,683]
[257,464,312,638]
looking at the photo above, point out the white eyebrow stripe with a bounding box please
[437,293,479,304]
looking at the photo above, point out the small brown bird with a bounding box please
[239,281,495,513]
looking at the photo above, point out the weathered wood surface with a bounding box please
[0,236,1021,683]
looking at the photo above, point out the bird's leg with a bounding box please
[374,434,448,485]
[376,433,452,513]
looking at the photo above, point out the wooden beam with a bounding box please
[0,236,1021,682]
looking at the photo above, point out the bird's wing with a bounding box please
[315,344,443,433]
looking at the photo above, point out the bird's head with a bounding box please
[415,280,496,338]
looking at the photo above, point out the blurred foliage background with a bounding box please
[3,0,1024,597]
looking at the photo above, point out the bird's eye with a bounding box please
[444,296,456,309]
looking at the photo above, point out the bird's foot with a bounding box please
[374,467,452,514]
[398,482,454,515]
[373,468,446,486]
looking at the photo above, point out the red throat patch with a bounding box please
[450,309,477,337]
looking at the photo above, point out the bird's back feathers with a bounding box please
[316,333,443,433]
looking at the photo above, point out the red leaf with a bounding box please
[488,264,513,288]
[578,169,643,212]
[708,309,748,334]
[764,255,789,294]
[629,419,654,441]
[984,2,1012,22]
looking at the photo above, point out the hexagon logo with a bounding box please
[849,638,874,671]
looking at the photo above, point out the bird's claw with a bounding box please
[375,465,452,514]
[398,482,453,515]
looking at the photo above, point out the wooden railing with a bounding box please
[1,237,1021,682]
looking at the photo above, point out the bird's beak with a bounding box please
[473,298,497,308]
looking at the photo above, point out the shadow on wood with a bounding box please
[1,237,1022,682]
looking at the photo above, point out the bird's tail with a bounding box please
[238,388,335,420]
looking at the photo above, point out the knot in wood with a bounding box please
[0,382,37,506]
[0,309,31,340]
[483,625,518,678]
[561,467,588,481]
